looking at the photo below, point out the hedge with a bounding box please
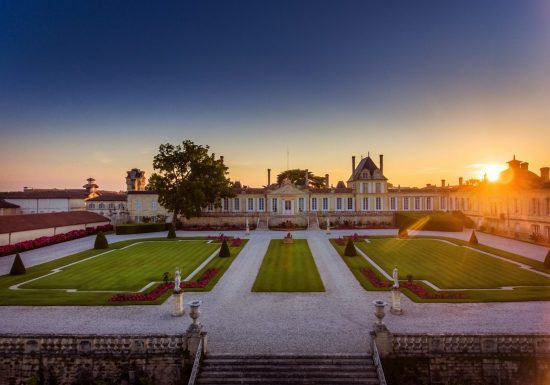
[344,239,357,256]
[0,224,113,257]
[10,253,26,275]
[395,212,463,232]
[94,231,109,249]
[115,223,171,235]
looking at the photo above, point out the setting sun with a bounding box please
[484,164,506,182]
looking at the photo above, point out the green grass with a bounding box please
[252,239,325,292]
[358,239,550,289]
[0,237,246,305]
[21,241,218,291]
[331,237,550,302]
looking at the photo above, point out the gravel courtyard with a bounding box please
[1,229,549,354]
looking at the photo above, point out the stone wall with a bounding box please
[381,333,550,385]
[0,333,202,385]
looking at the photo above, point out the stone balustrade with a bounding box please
[391,333,550,356]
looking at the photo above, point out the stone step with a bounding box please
[198,371,377,379]
[197,377,379,385]
[203,359,373,366]
[201,365,376,373]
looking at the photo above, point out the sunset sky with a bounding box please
[1,1,549,192]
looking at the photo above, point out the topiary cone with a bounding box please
[167,226,176,239]
[399,229,408,238]
[94,231,109,249]
[10,253,26,275]
[219,239,231,258]
[344,238,357,256]
[469,230,478,245]
[544,249,550,269]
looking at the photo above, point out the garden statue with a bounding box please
[392,266,399,288]
[174,267,181,293]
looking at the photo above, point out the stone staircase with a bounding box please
[196,354,380,385]
[307,215,319,230]
[256,217,269,230]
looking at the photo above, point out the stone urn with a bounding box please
[187,300,203,332]
[373,300,387,325]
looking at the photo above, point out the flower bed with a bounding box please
[0,224,113,257]
[109,268,220,302]
[359,267,467,299]
[231,238,243,247]
[207,234,234,242]
[335,233,369,245]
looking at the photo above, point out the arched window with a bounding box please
[98,203,105,209]
[108,203,115,209]
[118,203,125,209]
[88,203,96,209]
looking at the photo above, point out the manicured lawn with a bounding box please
[331,237,550,302]
[0,237,247,305]
[358,239,550,289]
[21,241,218,291]
[252,239,325,292]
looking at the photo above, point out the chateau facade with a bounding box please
[124,154,550,241]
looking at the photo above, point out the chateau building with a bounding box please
[127,154,549,241]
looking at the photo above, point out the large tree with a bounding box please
[148,141,234,224]
[276,169,327,188]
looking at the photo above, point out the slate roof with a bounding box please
[0,189,89,199]
[348,156,387,181]
[87,193,127,202]
[0,211,110,234]
[0,199,20,209]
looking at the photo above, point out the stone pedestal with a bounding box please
[390,288,403,315]
[171,292,184,317]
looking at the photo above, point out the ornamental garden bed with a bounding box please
[0,237,247,306]
[330,237,550,302]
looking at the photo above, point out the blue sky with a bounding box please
[1,0,549,190]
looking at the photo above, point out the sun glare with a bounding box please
[484,165,505,182]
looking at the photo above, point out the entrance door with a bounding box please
[284,200,293,215]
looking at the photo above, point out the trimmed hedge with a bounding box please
[94,231,109,249]
[545,250,550,269]
[115,223,171,235]
[167,226,176,239]
[344,239,357,256]
[219,240,231,258]
[10,253,26,275]
[469,231,479,245]
[395,212,463,232]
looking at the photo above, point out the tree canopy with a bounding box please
[147,141,234,223]
[276,169,327,188]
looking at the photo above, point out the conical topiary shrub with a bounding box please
[219,239,230,258]
[94,231,109,249]
[167,226,176,239]
[10,253,26,275]
[399,229,408,238]
[544,250,550,269]
[344,238,357,256]
[469,230,478,245]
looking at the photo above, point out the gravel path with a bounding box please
[0,229,549,354]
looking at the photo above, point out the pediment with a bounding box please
[270,182,305,196]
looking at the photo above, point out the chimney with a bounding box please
[441,179,445,187]
[352,156,356,174]
[220,155,224,164]
[379,154,384,174]
[541,167,550,181]
[305,169,309,187]
[325,174,329,187]
[520,162,529,170]
[267,169,271,186]
[459,177,463,186]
